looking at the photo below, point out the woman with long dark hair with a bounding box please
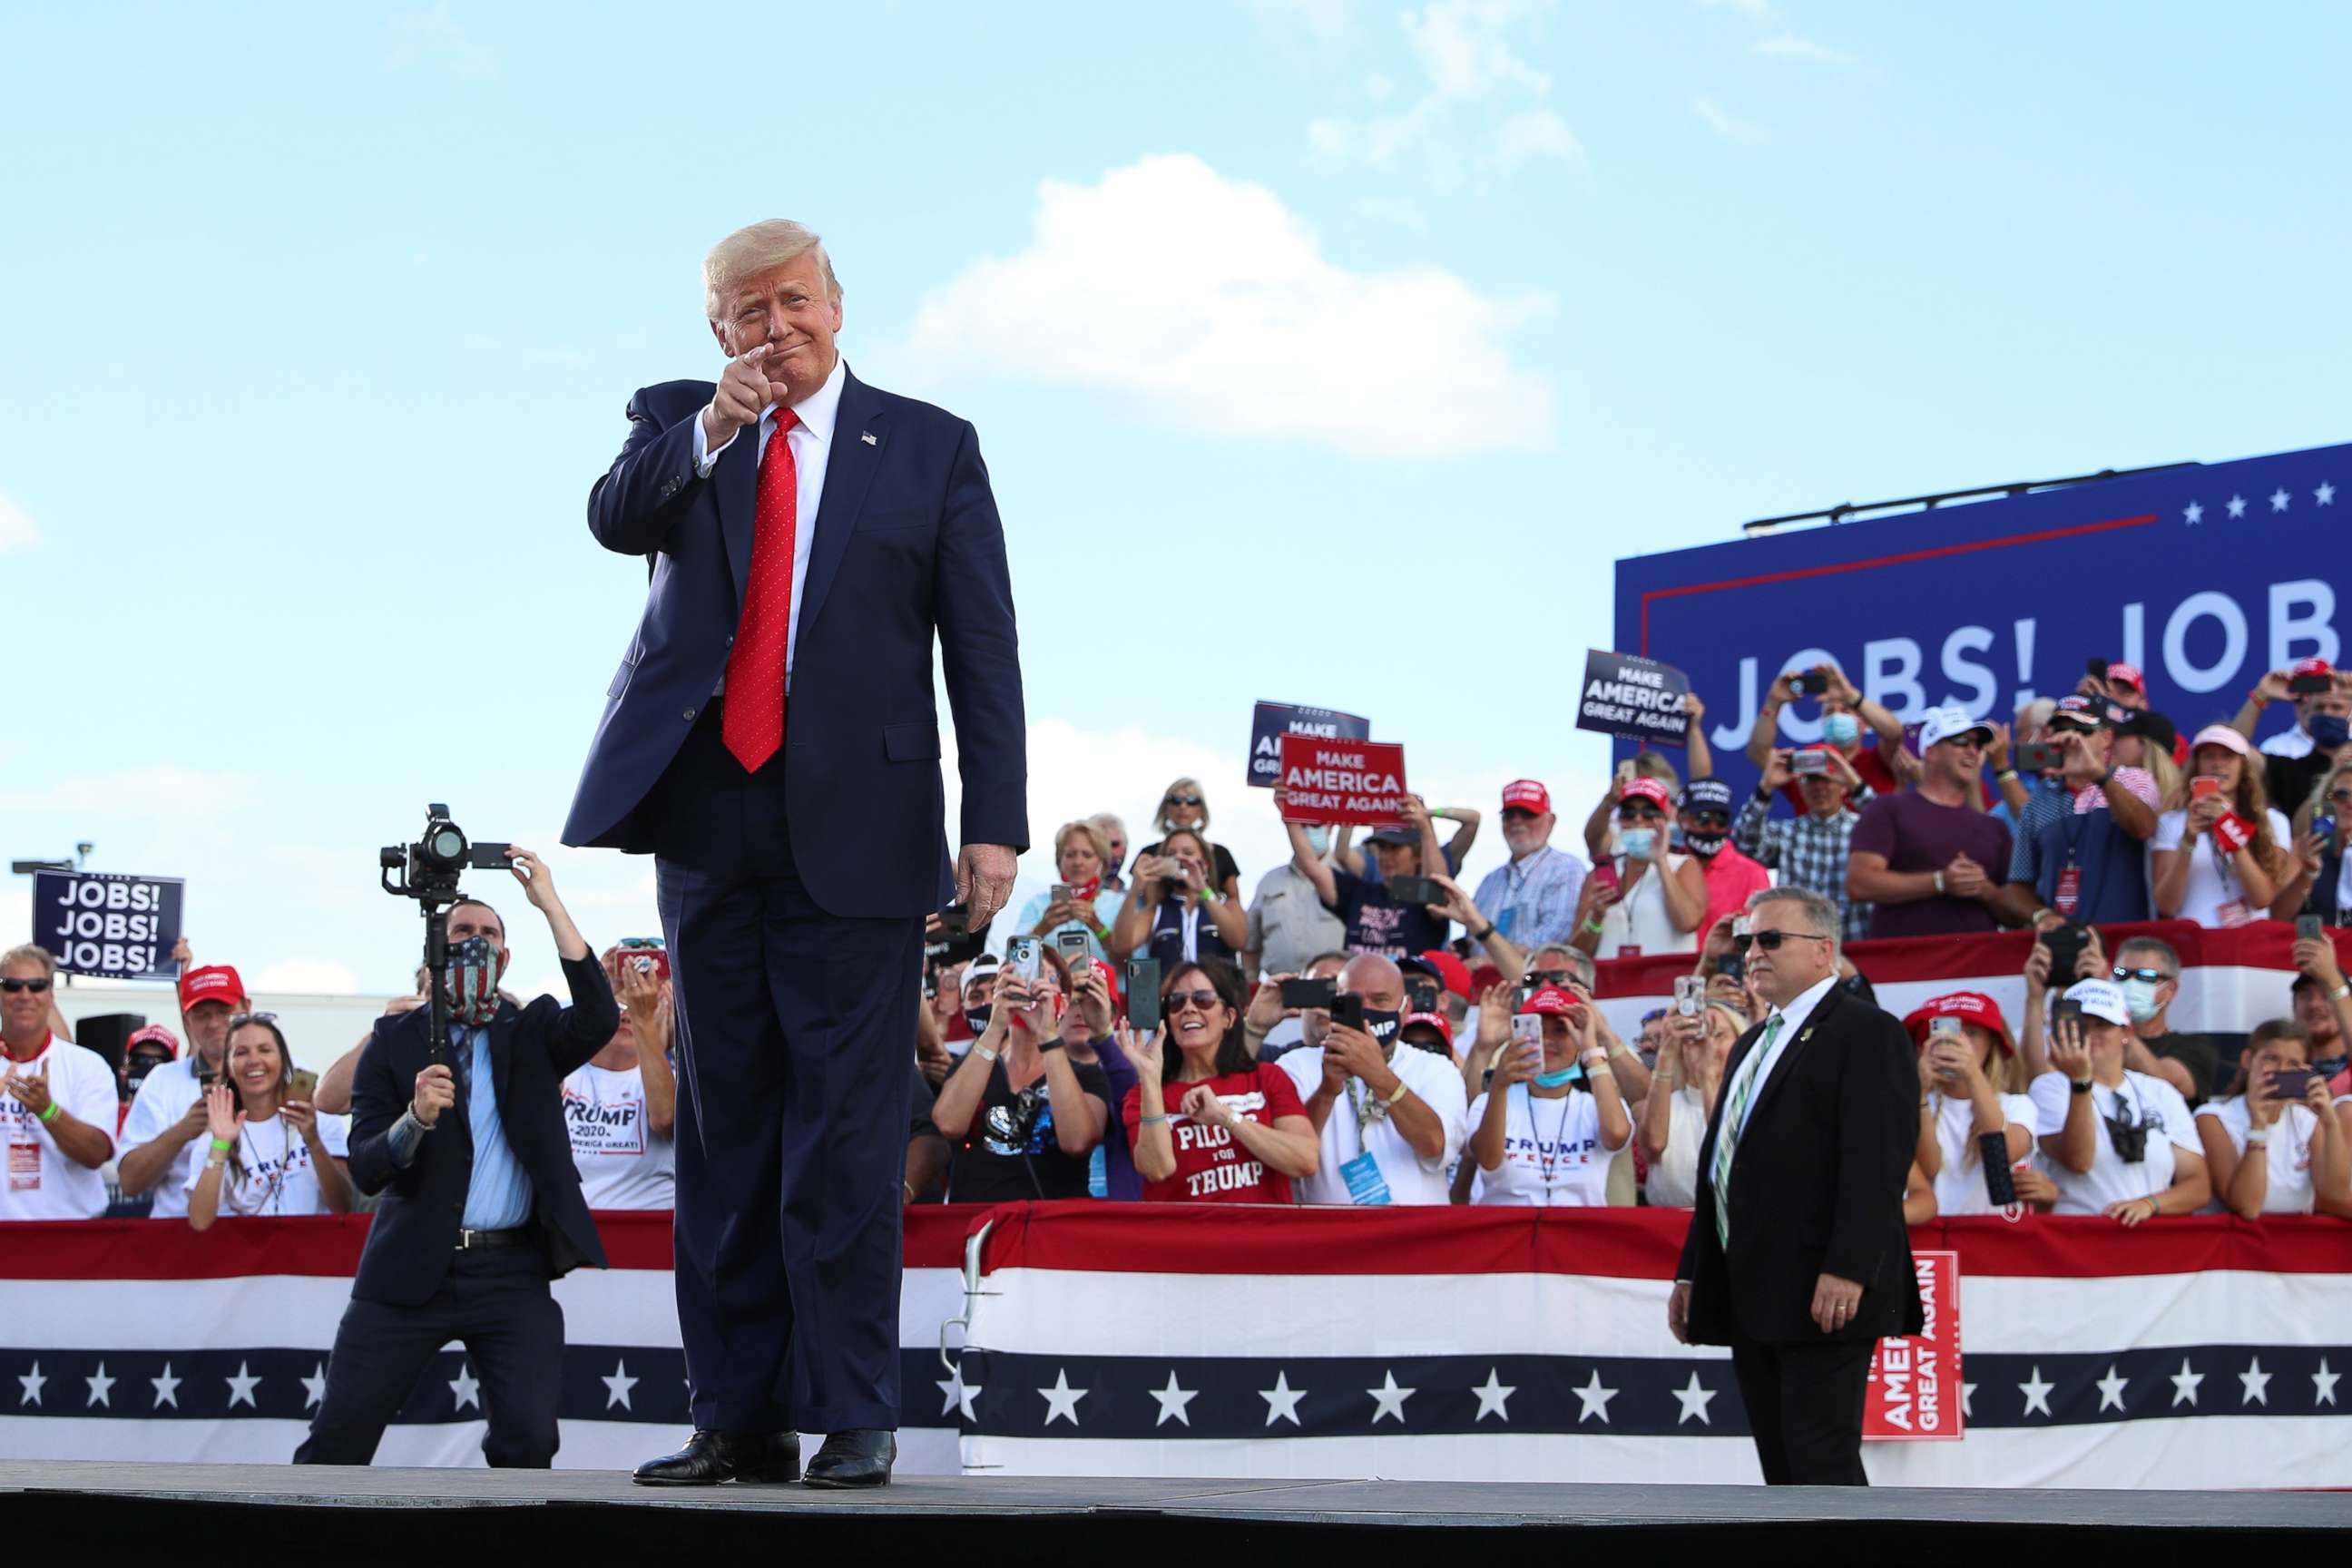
[188,1014,352,1228]
[1120,961,1317,1203]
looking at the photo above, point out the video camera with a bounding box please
[378,804,510,1065]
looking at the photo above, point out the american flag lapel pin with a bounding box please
[861,431,877,446]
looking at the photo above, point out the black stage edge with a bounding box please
[6,1462,2347,1566]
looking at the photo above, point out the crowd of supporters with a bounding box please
[3,654,2347,1223]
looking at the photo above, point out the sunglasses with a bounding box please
[2332,789,2352,805]
[1163,795,1203,808]
[1619,802,1664,819]
[1527,968,1579,986]
[2112,966,2171,985]
[2049,720,2099,736]
[618,936,666,950]
[1684,811,1730,828]
[0,977,54,995]
[227,1011,281,1029]
[1164,988,1221,1014]
[1732,929,1831,954]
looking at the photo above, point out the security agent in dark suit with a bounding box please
[1669,887,1923,1485]
[295,853,617,1468]
[561,220,1025,1488]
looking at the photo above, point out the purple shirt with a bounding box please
[1850,790,2014,940]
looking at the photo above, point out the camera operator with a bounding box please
[187,1014,352,1228]
[1733,745,1874,941]
[2030,979,2209,1223]
[2196,1021,2347,1218]
[1110,827,1246,970]
[1276,954,1466,1205]
[564,943,678,1211]
[295,850,618,1469]
[0,945,118,1220]
[115,961,253,1217]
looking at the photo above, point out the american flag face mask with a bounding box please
[443,936,505,1026]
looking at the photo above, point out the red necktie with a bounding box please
[721,408,800,772]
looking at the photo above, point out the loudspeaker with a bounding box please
[74,1014,147,1077]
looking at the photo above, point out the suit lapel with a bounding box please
[1744,985,1846,1133]
[1700,1018,1772,1171]
[795,367,887,637]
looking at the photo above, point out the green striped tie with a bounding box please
[1710,1014,1782,1250]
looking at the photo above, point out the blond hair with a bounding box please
[1054,819,1113,869]
[0,944,55,982]
[704,220,841,318]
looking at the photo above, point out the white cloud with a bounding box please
[0,493,38,554]
[902,154,1553,459]
[1308,0,1581,180]
[0,766,259,818]
[1692,95,1767,144]
[1753,31,1857,64]
[387,3,495,78]
[250,958,362,995]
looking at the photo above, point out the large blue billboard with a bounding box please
[1612,439,2347,794]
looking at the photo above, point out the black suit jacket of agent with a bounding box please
[1676,983,1927,1346]
[345,955,619,1308]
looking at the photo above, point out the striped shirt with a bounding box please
[1730,785,1875,942]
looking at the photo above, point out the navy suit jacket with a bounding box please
[558,366,1028,916]
[345,956,618,1308]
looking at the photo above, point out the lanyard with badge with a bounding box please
[5,1052,43,1193]
[1338,1074,1396,1206]
[1521,1082,1575,1202]
[2053,811,2091,917]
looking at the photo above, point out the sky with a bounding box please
[5,1,2350,998]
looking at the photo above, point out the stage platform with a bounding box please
[5,1462,2347,1565]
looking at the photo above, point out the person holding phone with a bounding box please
[1741,662,1906,800]
[1571,778,1706,960]
[1279,790,1451,961]
[1465,985,1628,1207]
[187,1014,353,1228]
[2195,1021,2347,1218]
[1110,827,1246,970]
[1732,745,1875,941]
[1641,997,1743,1207]
[931,948,1109,1202]
[1014,820,1127,965]
[2151,726,2289,926]
[1902,994,2044,1217]
[561,944,679,1212]
[2031,979,2209,1222]
[1122,963,1316,1203]
[116,961,254,1219]
[1133,779,1243,903]
[1276,953,1466,1205]
[2272,760,2352,922]
[2230,658,2352,806]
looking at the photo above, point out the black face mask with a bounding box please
[1682,829,1728,858]
[964,1006,993,1036]
[1361,1008,1402,1049]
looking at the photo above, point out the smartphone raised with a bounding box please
[2087,657,2111,681]
[1329,993,1366,1033]
[2268,1066,2319,1101]
[2042,922,2091,984]
[1790,750,1830,777]
[2298,914,2326,943]
[1673,975,1703,1017]
[936,903,973,936]
[289,1068,319,1102]
[1124,958,1161,1032]
[2291,671,2335,696]
[1006,936,1043,983]
[2016,740,2063,773]
[2190,775,2223,800]
[1794,671,1830,696]
[1053,927,1092,977]
[1387,874,1443,907]
[1279,975,1337,1010]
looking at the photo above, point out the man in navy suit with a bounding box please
[562,220,1026,1488]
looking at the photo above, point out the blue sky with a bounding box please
[5,1,2348,996]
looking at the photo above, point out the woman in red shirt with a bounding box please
[1121,962,1318,1202]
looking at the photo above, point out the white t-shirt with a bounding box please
[1279,1040,1467,1205]
[2151,807,2294,926]
[0,1036,120,1220]
[2030,1069,2199,1214]
[1467,1083,1616,1207]
[2262,726,2316,760]
[117,1055,212,1220]
[1926,1089,2040,1217]
[1642,1084,1710,1208]
[1592,854,1700,960]
[184,1109,350,1218]
[2196,1096,2321,1215]
[563,1062,676,1210]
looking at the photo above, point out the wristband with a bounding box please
[1471,924,1496,943]
[1581,1049,1609,1069]
[2245,1128,2272,1146]
[39,1102,62,1124]
[1039,1037,1065,1054]
[1933,870,1946,895]
[975,1044,1000,1064]
[2096,766,2116,787]
[1383,1079,1410,1107]
[1995,769,2020,783]
[1582,917,1606,936]
[2331,983,2351,1003]
[1140,1113,1169,1126]
[210,1134,235,1152]
[2070,1078,2094,1094]
[1754,786,1774,804]
[204,1156,227,1171]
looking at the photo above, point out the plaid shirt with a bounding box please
[1730,785,1875,942]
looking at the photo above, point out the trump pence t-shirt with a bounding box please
[1122,1065,1307,1203]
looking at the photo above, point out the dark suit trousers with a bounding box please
[655,701,923,1435]
[1729,1331,1874,1485]
[295,1248,564,1467]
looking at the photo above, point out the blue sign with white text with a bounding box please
[1613,440,2349,799]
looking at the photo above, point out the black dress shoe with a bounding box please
[801,1428,896,1488]
[632,1429,801,1486]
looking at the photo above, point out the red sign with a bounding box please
[1864,1250,1963,1442]
[1278,736,1410,827]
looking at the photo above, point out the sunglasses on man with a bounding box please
[1618,802,1664,820]
[0,977,53,995]
[2112,966,2170,985]
[1732,928,1832,954]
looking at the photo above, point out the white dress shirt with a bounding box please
[691,351,848,693]
[1726,970,1841,1144]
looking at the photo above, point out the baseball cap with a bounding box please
[1902,991,2014,1056]
[2105,662,2146,692]
[126,1024,181,1059]
[2295,656,2335,678]
[2120,709,2178,750]
[1399,1011,1453,1044]
[1501,779,1552,816]
[1620,777,1673,812]
[961,954,1002,993]
[2189,723,2252,760]
[1413,948,1473,1001]
[1365,823,1422,847]
[178,965,247,1014]
[1521,984,1581,1017]
[1918,704,1994,752]
[1680,778,1734,814]
[2048,694,2109,731]
[2063,978,2131,1027]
